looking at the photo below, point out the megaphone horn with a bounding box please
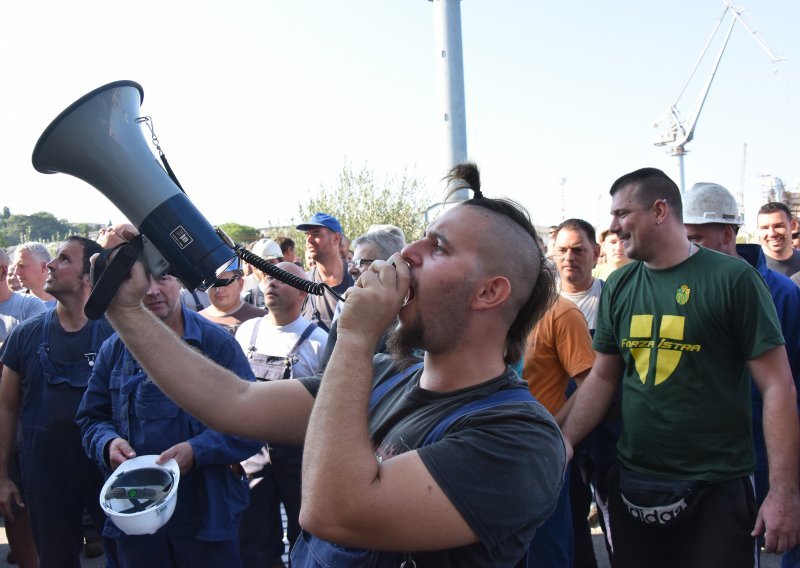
[32,80,234,293]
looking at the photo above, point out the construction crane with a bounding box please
[652,1,784,192]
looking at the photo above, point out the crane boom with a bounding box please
[682,16,736,148]
[652,1,784,192]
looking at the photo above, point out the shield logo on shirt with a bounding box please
[675,285,690,306]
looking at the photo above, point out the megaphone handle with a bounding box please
[85,243,140,320]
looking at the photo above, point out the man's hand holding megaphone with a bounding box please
[89,228,152,318]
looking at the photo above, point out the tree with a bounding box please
[217,222,260,244]
[0,212,69,245]
[297,164,430,255]
[73,223,92,237]
[0,211,101,246]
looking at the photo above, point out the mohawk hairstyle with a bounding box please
[445,162,483,200]
[442,162,556,364]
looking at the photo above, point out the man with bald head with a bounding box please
[234,261,328,567]
[243,238,284,309]
[96,223,138,250]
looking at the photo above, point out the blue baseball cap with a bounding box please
[296,212,343,234]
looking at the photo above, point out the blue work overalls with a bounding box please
[20,310,112,568]
[77,308,261,568]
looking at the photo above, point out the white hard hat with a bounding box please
[251,238,283,260]
[684,182,743,225]
[100,455,180,535]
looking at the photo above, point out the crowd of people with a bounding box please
[0,163,798,567]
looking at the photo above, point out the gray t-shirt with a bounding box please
[299,356,565,567]
[764,248,800,278]
[560,278,603,331]
[0,292,47,345]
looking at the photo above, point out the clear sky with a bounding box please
[2,0,796,236]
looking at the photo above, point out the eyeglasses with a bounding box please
[352,258,375,269]
[793,232,800,239]
[209,270,244,287]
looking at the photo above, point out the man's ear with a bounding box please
[471,276,511,311]
[652,198,670,226]
[722,225,737,246]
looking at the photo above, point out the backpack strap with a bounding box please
[421,388,535,446]
[368,362,424,412]
[368,363,534,441]
[291,372,537,568]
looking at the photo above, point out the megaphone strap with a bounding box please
[85,238,144,320]
[136,116,184,192]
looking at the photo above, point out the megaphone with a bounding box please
[32,80,345,319]
[32,80,235,294]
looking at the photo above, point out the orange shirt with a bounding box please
[523,296,595,415]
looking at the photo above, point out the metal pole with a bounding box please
[431,0,468,201]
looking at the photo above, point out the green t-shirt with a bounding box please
[594,246,784,481]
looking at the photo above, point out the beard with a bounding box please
[385,312,424,369]
[385,276,473,368]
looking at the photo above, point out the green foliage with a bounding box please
[73,223,92,237]
[218,222,260,243]
[297,164,430,254]
[1,211,67,244]
[0,208,103,247]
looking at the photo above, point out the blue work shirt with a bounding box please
[77,306,263,541]
[737,244,800,471]
[0,308,114,439]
